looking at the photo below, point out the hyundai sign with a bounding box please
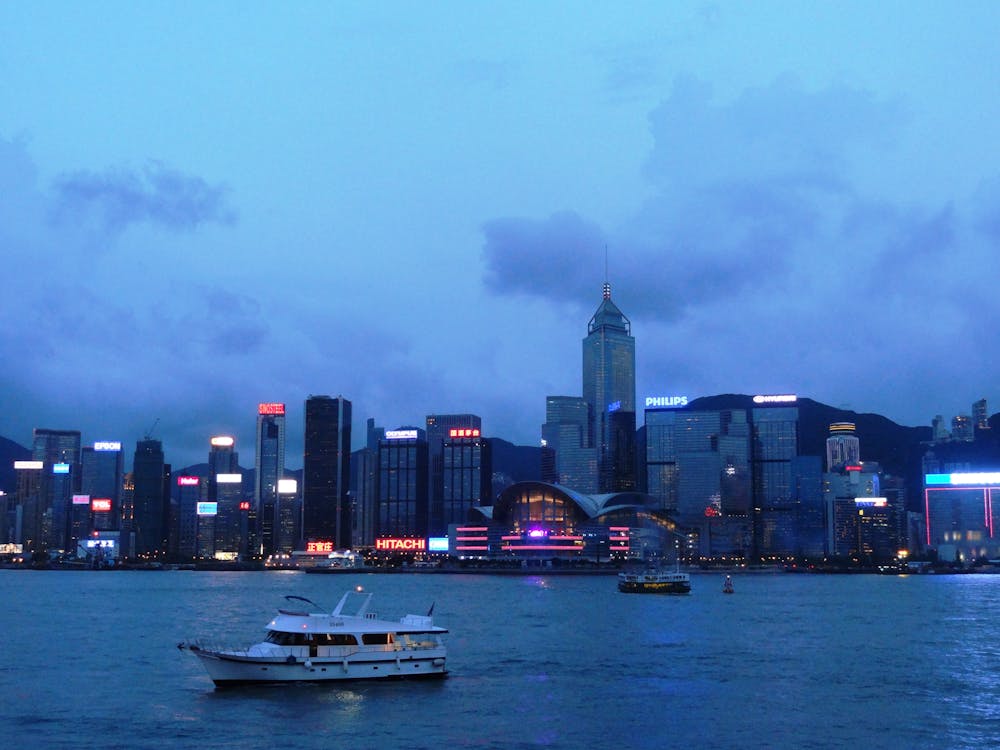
[753,394,798,404]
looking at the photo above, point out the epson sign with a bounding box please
[645,396,688,408]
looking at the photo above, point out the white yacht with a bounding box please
[180,590,447,687]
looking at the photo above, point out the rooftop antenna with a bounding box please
[603,244,611,300]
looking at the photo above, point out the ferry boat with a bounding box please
[180,590,447,686]
[617,568,691,594]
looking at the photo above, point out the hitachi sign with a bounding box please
[375,538,426,551]
[645,396,688,408]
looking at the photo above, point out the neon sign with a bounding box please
[385,429,418,440]
[177,476,200,486]
[645,396,688,408]
[428,537,449,552]
[926,472,1000,486]
[72,494,90,505]
[93,441,122,451]
[258,402,286,415]
[277,478,298,494]
[753,394,798,404]
[845,465,863,472]
[53,463,70,474]
[216,473,241,484]
[238,501,251,511]
[855,498,887,507]
[375,538,426,551]
[210,436,235,447]
[608,400,622,412]
[449,428,481,438]
[197,502,218,516]
[92,499,112,512]
[14,461,43,470]
[306,541,334,553]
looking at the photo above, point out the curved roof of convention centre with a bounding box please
[492,481,657,521]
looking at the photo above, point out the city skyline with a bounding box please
[3,4,1000,468]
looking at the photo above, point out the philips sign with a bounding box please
[645,396,688,408]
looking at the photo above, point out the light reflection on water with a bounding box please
[2,570,1000,749]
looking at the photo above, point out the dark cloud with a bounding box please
[481,211,607,307]
[51,161,236,233]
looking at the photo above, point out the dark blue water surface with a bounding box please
[2,569,1000,749]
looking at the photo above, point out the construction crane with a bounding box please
[144,417,160,441]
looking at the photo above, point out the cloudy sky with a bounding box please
[2,2,999,468]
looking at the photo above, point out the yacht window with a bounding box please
[361,633,393,645]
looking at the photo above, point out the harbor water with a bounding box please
[2,569,999,749]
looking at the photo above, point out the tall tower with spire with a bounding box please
[582,280,636,492]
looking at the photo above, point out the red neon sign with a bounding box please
[239,501,251,511]
[449,428,481,438]
[306,541,334,553]
[92,499,112,512]
[375,538,426,551]
[258,402,286,415]
[846,465,862,472]
[177,476,200,486]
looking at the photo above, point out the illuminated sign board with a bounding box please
[216,473,242,484]
[449,428,481,438]
[753,394,798,404]
[53,463,70,474]
[91,499,112,512]
[14,461,44,470]
[375,538,426,551]
[527,529,547,538]
[645,396,688,408]
[177,476,200,487]
[855,497,887,507]
[428,537,449,552]
[0,543,23,554]
[277,478,298,494]
[72,494,91,505]
[238,501,251,511]
[85,539,115,548]
[608,400,622,412]
[829,423,856,433]
[926,472,1000,486]
[93,441,122,451]
[197,502,218,516]
[258,402,286,415]
[845,465,863,472]
[385,430,418,440]
[210,436,235,447]
[306,541,334,553]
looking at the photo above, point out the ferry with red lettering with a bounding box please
[180,589,447,686]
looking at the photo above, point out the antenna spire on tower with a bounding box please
[603,244,611,299]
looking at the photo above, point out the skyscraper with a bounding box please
[81,441,124,532]
[542,396,597,492]
[131,439,170,557]
[426,414,481,531]
[377,428,428,537]
[32,428,81,551]
[254,403,286,556]
[208,436,242,558]
[825,423,860,472]
[582,282,636,492]
[440,427,492,535]
[303,395,352,549]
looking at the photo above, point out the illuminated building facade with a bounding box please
[542,396,598,493]
[275,478,299,554]
[426,413,481,531]
[303,395,352,549]
[455,481,676,560]
[175,475,202,559]
[254,403,286,556]
[438,428,492,535]
[82,443,123,534]
[825,423,860,471]
[824,464,881,557]
[131,439,170,557]
[377,429,429,537]
[924,472,1000,562]
[973,398,989,431]
[582,283,636,493]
